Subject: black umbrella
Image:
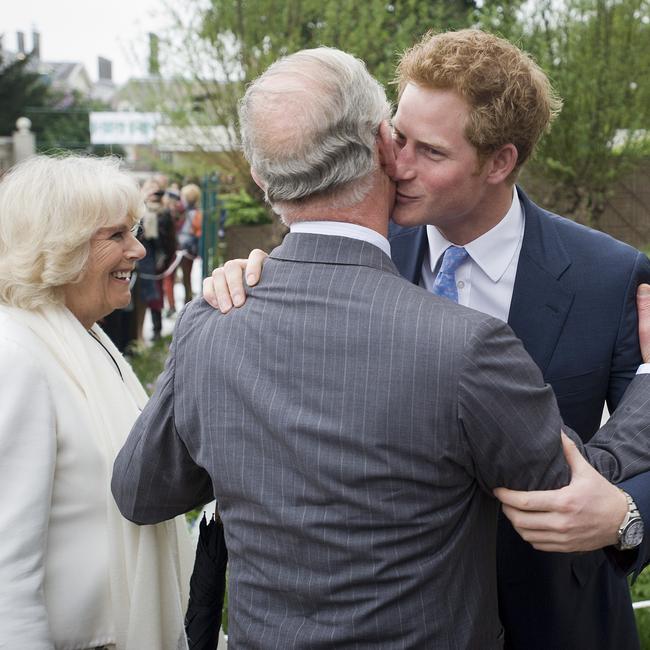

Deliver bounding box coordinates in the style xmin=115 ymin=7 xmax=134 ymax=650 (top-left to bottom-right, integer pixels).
xmin=185 ymin=511 xmax=228 ymax=650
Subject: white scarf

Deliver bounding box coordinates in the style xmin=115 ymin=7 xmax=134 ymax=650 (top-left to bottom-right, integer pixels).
xmin=0 ymin=304 xmax=192 ymax=650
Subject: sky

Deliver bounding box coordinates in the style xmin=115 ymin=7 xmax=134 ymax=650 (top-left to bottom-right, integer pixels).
xmin=2 ymin=0 xmax=169 ymax=83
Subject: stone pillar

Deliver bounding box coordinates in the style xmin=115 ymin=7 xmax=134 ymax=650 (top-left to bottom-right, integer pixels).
xmin=13 ymin=117 xmax=36 ymax=163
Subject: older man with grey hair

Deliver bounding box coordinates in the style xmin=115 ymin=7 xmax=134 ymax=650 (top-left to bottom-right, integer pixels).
xmin=239 ymin=48 xmax=392 ymax=214
xmin=112 ymin=47 xmax=650 ymax=649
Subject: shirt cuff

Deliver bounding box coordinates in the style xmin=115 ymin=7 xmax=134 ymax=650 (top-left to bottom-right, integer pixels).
xmin=636 ymin=363 xmax=650 ymax=374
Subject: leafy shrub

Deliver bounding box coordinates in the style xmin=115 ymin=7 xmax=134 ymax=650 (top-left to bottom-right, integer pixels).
xmin=222 ymin=189 xmax=272 ymax=227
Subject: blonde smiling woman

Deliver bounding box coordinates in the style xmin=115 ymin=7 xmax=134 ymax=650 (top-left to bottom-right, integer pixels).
xmin=0 ymin=155 xmax=192 ymax=650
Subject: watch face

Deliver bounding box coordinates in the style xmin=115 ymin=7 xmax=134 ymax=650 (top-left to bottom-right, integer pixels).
xmin=622 ymin=519 xmax=645 ymax=548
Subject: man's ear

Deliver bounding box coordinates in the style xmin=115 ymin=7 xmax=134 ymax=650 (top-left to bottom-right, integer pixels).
xmin=376 ymin=120 xmax=397 ymax=179
xmin=485 ymin=144 xmax=518 ymax=185
xmin=251 ymin=168 xmax=266 ymax=191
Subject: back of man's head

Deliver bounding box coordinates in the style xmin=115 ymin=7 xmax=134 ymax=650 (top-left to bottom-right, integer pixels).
xmin=397 ymin=29 xmax=562 ymax=180
xmin=239 ymin=47 xmax=390 ymax=214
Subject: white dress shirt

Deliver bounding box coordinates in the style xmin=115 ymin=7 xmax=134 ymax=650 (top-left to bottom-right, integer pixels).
xmin=290 ymin=221 xmax=392 ymax=258
xmin=421 ymin=187 xmax=523 ymax=323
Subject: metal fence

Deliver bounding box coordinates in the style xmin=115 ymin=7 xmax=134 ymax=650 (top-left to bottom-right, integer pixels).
xmin=200 ymin=172 xmax=226 ymax=279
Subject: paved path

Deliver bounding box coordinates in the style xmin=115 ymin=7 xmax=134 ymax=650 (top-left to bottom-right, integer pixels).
xmin=142 ymin=258 xmax=204 ymax=343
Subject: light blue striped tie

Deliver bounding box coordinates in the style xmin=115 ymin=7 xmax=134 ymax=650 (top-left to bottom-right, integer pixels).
xmin=432 ymin=246 xmax=468 ymax=303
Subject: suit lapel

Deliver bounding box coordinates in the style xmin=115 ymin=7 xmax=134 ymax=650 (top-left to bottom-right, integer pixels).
xmin=508 ymin=189 xmax=574 ymax=375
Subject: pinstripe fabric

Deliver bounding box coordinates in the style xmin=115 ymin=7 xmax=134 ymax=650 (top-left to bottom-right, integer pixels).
xmin=113 ymin=233 xmax=650 ymax=649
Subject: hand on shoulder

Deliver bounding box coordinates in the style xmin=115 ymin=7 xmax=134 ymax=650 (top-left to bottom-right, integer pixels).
xmin=202 ymin=249 xmax=268 ymax=312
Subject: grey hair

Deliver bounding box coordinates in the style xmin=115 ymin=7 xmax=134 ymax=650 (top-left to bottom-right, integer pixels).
xmin=239 ymin=47 xmax=391 ymax=209
xmin=0 ymin=154 xmax=144 ymax=309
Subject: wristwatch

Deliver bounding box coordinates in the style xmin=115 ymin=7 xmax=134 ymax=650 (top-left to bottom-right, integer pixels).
xmin=616 ymin=490 xmax=645 ymax=550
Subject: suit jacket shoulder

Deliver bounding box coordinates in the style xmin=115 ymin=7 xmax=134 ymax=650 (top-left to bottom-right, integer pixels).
xmin=511 ymin=188 xmax=650 ymax=406
xmin=518 ymin=189 xmax=645 ymax=272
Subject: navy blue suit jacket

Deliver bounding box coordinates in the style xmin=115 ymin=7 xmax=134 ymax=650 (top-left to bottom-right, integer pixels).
xmin=389 ymin=187 xmax=650 ymax=650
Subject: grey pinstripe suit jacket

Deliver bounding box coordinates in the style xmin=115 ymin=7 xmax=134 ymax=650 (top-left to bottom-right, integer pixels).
xmin=113 ymin=233 xmax=650 ymax=649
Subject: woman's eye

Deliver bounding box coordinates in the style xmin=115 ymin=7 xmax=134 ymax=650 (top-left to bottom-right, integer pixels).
xmin=109 ymin=231 xmax=124 ymax=241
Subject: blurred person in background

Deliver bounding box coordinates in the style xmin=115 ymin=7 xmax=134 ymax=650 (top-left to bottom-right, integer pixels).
xmin=161 ymin=186 xmax=183 ymax=317
xmin=135 ymin=182 xmax=167 ymax=342
xmin=178 ymin=183 xmax=203 ymax=303
xmin=153 ymin=172 xmax=169 ymax=193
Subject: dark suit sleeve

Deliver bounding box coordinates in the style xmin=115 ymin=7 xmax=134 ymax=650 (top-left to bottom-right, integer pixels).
xmin=607 ymin=251 xmax=650 ymax=573
xmin=112 ymin=312 xmax=213 ymax=524
xmin=583 ymin=374 xmax=650 ymax=482
xmin=457 ymin=318 xmax=570 ymax=493
xmin=585 ymin=372 xmax=650 ymax=577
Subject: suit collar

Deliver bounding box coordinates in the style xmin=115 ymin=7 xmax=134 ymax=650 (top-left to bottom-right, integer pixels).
xmin=271 ymin=232 xmax=401 ymax=277
xmin=289 ymin=221 xmax=391 ymax=258
xmin=516 ymin=187 xmax=571 ymax=279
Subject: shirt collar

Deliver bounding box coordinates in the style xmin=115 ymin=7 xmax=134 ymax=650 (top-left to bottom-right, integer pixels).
xmin=426 ymin=187 xmax=523 ymax=282
xmin=290 ymin=221 xmax=392 ymax=258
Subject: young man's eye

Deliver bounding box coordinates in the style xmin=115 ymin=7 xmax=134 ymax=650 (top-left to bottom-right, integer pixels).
xmin=130 ymin=223 xmax=143 ymax=237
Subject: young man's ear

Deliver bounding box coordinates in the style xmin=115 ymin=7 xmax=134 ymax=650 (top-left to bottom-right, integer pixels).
xmin=251 ymin=168 xmax=267 ymax=191
xmin=376 ymin=120 xmax=397 ymax=179
xmin=485 ymin=144 xmax=518 ymax=185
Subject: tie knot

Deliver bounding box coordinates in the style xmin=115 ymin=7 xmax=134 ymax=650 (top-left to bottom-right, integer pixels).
xmin=439 ymin=246 xmax=468 ymax=274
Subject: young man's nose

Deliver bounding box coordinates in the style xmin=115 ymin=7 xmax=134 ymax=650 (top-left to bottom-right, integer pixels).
xmin=393 ymin=146 xmax=417 ymax=181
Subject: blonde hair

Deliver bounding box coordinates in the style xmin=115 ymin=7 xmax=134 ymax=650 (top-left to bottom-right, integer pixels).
xmin=181 ymin=183 xmax=201 ymax=206
xmin=0 ymin=155 xmax=144 ymax=309
xmin=396 ymin=29 xmax=562 ymax=180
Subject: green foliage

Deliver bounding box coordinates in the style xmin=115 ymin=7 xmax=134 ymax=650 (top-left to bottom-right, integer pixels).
xmin=154 ymin=0 xmax=486 ymax=183
xmin=632 ymin=568 xmax=650 ymax=648
xmin=0 ymin=51 xmax=122 ymax=154
xmin=28 ymin=95 xmax=125 ymax=155
xmin=0 ymin=52 xmax=50 ymax=136
xmin=223 ymin=579 xmax=229 ymax=634
xmin=222 ymin=189 xmax=272 ymax=226
xmin=472 ymin=0 xmax=527 ymax=35
xmin=198 ymin=0 xmax=478 ymax=90
xmin=127 ymin=335 xmax=172 ymax=395
xmin=514 ymin=0 xmax=650 ymax=226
